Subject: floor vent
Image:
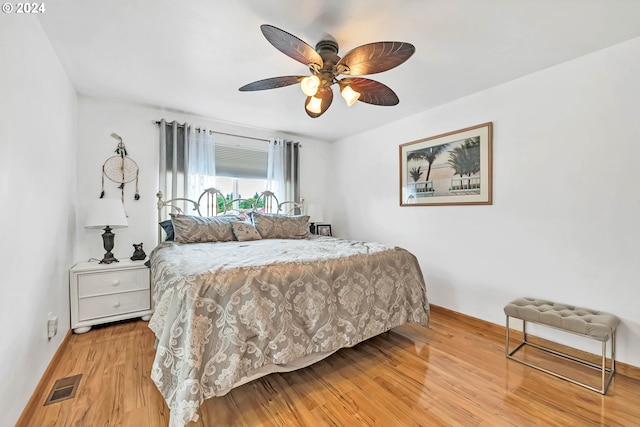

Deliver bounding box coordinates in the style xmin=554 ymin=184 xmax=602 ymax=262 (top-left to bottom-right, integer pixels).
xmin=44 ymin=374 xmax=82 ymax=405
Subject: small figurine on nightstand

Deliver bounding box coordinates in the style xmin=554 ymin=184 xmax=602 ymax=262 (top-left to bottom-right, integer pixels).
xmin=130 ymin=243 xmax=146 ymax=261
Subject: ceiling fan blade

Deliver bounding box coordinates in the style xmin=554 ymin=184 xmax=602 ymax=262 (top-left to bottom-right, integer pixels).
xmin=239 ymin=76 xmax=303 ymax=91
xmin=305 ymin=87 xmax=333 ymax=118
xmin=343 ymin=78 xmax=400 ymax=106
xmin=261 ymin=24 xmax=323 ymax=69
xmin=337 ymin=42 xmax=415 ymax=76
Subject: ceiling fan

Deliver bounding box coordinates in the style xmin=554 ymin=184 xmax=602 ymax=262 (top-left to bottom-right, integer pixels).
xmin=239 ymin=25 xmax=416 ymax=118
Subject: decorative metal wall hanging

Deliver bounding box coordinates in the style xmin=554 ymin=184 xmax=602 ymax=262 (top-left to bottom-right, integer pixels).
xmin=100 ymin=133 xmax=140 ymax=202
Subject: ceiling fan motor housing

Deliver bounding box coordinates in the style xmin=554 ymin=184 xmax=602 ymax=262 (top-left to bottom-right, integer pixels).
xmin=315 ymin=39 xmax=338 ymax=55
xmin=314 ymin=39 xmax=342 ymax=87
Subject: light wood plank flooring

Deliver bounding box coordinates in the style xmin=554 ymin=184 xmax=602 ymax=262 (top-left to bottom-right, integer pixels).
xmin=19 ymin=306 xmax=640 ymax=426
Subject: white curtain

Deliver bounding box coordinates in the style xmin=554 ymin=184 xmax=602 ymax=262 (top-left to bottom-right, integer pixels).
xmin=267 ymin=138 xmax=286 ymax=201
xmin=267 ymin=138 xmax=300 ymax=207
xmin=158 ymin=119 xmax=215 ymax=209
xmin=187 ymin=126 xmax=216 ymax=200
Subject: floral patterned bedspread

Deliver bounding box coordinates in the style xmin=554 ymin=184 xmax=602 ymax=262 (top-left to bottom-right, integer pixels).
xmin=148 ymin=236 xmax=430 ymax=427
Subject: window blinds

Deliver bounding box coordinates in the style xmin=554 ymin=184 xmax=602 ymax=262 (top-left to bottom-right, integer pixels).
xmin=157 ymin=120 xmax=270 ymax=180
xmin=214 ymin=144 xmax=268 ymax=179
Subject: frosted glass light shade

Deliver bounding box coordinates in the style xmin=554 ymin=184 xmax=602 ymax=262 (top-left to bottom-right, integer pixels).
xmin=300 ymin=75 xmax=320 ymax=96
xmin=305 ymin=96 xmax=322 ymax=114
xmin=340 ymin=85 xmax=361 ymax=106
xmin=85 ymin=199 xmax=128 ymax=229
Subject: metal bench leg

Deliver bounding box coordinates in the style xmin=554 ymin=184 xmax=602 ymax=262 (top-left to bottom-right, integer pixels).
xmin=506 ymin=315 xmax=526 ymax=357
xmin=601 ymin=341 xmax=606 ymax=393
xmin=609 ymin=331 xmax=616 ymax=391
xmin=505 ymin=317 xmax=616 ymax=394
xmin=505 ymin=315 xmax=511 ymax=356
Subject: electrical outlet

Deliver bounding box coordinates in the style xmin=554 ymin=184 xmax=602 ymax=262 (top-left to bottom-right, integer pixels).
xmin=47 ymin=313 xmax=58 ymax=339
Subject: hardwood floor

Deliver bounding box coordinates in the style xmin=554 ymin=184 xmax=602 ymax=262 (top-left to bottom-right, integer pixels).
xmin=19 ymin=306 xmax=640 ymax=427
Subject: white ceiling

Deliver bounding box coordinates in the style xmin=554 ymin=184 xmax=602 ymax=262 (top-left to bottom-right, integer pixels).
xmin=38 ymin=0 xmax=640 ymax=142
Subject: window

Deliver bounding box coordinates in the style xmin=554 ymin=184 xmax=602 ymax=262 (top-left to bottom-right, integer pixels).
xmin=193 ymin=137 xmax=269 ymax=213
xmin=212 ymin=142 xmax=267 ymax=201
xmin=159 ymin=121 xmax=292 ymax=214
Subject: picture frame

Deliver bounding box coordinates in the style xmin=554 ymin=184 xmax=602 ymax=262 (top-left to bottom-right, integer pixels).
xmin=316 ymin=224 xmax=332 ymax=236
xmin=399 ymin=122 xmax=493 ymax=206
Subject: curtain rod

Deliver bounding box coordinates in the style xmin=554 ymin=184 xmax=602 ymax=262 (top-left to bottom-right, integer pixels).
xmin=153 ymin=120 xmax=270 ymax=142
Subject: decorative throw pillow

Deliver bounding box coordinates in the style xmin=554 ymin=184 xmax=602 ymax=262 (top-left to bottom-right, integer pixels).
xmin=252 ymin=212 xmax=310 ymax=239
xmin=159 ymin=220 xmax=174 ymax=241
xmin=230 ymin=221 xmax=262 ymax=242
xmin=171 ymin=214 xmax=239 ymax=243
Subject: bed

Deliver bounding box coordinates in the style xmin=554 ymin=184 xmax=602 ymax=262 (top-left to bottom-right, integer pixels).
xmin=148 ymin=189 xmax=430 ymax=427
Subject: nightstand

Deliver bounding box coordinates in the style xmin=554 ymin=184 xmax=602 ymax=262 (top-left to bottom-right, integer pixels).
xmin=69 ymin=259 xmax=153 ymax=334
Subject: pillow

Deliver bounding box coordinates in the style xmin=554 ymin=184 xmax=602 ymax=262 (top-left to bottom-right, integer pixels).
xmin=159 ymin=220 xmax=175 ymax=241
xmin=252 ymin=212 xmax=310 ymax=239
xmin=171 ymin=214 xmax=240 ymax=243
xmin=230 ymin=221 xmax=262 ymax=242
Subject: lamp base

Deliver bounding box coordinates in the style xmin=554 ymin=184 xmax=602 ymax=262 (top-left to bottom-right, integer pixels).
xmin=99 ymin=226 xmax=119 ymax=264
xmin=99 ymin=251 xmax=119 ymax=264
xmin=309 ymin=222 xmax=317 ymax=235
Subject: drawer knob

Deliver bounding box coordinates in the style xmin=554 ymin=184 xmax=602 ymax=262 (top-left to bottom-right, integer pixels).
xmin=113 ymin=302 xmax=121 ymax=308
xmin=111 ymin=280 xmax=120 ymax=286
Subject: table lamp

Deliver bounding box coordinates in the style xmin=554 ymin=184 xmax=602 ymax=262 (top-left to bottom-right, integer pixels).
xmin=85 ymin=198 xmax=128 ymax=264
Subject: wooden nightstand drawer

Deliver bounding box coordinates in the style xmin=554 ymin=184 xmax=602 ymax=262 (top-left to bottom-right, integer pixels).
xmin=77 ymin=269 xmax=149 ymax=297
xmin=78 ymin=290 xmax=150 ymax=321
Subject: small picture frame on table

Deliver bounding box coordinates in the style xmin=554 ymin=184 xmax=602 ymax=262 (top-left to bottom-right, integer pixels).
xmin=316 ymin=224 xmax=332 ymax=236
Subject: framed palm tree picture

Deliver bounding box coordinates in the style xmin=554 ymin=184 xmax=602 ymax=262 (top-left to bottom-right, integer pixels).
xmin=399 ymin=122 xmax=492 ymax=206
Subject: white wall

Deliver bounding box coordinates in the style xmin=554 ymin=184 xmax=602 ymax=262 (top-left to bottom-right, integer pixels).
xmin=330 ymin=37 xmax=640 ymax=367
xmin=0 ymin=17 xmax=78 ymax=426
xmin=76 ymin=96 xmax=332 ymax=262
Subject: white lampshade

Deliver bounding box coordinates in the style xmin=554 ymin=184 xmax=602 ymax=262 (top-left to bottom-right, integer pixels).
xmin=305 ymin=204 xmax=324 ymax=223
xmin=340 ymin=84 xmax=361 ymax=107
xmin=85 ymin=198 xmax=128 ymax=229
xmin=305 ymin=96 xmax=322 ymax=114
xmin=300 ymin=75 xmax=320 ymax=96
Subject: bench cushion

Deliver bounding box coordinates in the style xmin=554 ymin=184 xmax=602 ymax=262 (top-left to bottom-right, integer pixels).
xmin=504 ymin=297 xmax=619 ymax=342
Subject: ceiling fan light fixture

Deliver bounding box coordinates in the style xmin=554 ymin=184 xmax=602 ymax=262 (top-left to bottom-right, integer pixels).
xmin=240 ymin=25 xmax=416 ymax=118
xmin=306 ymin=96 xmax=323 ymax=114
xmin=340 ymin=84 xmax=360 ymax=107
xmin=300 ymin=75 xmax=320 ymax=96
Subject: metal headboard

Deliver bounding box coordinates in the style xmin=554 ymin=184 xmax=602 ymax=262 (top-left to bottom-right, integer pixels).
xmin=156 ymin=188 xmax=305 ymax=243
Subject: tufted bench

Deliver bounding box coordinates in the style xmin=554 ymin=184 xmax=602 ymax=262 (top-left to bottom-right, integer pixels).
xmin=504 ymin=297 xmax=619 ymax=394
